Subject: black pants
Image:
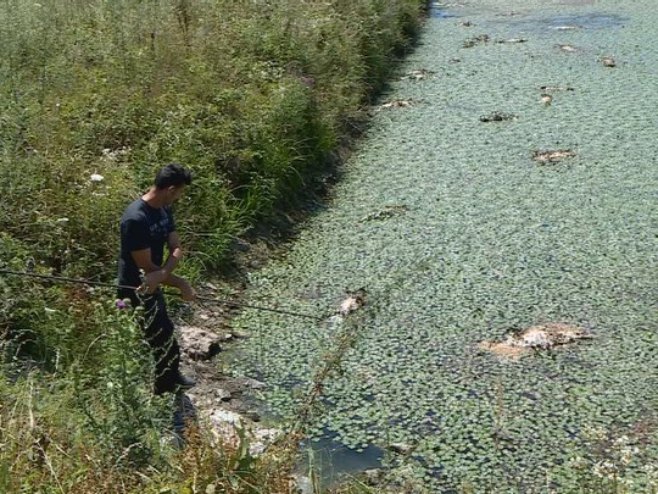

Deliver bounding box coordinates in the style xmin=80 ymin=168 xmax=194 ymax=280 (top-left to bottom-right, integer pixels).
xmin=119 ymin=289 xmax=181 ymax=395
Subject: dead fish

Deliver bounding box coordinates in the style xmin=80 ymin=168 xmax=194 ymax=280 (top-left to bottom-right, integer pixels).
xmin=402 ymin=69 xmax=435 ymax=81
xmin=601 ymin=56 xmax=616 ymax=67
xmin=338 ymin=288 xmax=367 ymax=317
xmin=463 ymin=34 xmax=490 ymax=48
xmin=361 ymin=205 xmax=409 ymax=222
xmin=504 ymin=323 xmax=594 ymax=349
xmin=541 ymin=93 xmax=553 ymax=106
xmin=540 ymin=85 xmax=575 ymax=92
xmin=479 ymin=111 xmax=516 ymax=123
xmin=478 ymin=323 xmax=594 ymax=359
xmin=558 ymin=44 xmax=578 ymax=52
xmin=378 ymin=99 xmax=415 ymax=110
xmin=388 ymin=442 xmax=413 ymax=455
xmin=552 ymin=25 xmax=580 ymax=31
xmin=496 ymin=38 xmax=527 ymax=44
xmin=533 ymin=149 xmax=576 ymax=163
xmin=497 ymin=11 xmax=520 ymax=17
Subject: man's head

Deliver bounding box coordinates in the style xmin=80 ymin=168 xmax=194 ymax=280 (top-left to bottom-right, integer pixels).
xmin=154 ymin=163 xmax=192 ymax=205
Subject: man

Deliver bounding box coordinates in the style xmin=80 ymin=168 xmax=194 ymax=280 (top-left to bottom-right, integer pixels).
xmin=117 ymin=163 xmax=196 ymax=395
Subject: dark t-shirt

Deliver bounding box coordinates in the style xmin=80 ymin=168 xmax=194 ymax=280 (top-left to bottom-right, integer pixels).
xmin=117 ymin=198 xmax=176 ymax=289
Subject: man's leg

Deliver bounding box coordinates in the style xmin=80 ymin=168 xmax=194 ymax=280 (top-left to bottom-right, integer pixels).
xmin=142 ymin=292 xmax=182 ymax=395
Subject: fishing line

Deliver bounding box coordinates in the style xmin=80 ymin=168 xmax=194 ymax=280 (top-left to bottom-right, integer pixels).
xmin=0 ymin=268 xmax=323 ymax=321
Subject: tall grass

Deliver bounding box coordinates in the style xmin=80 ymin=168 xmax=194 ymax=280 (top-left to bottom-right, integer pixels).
xmin=0 ymin=0 xmax=426 ymax=382
xmin=0 ymin=1 xmax=425 ymax=492
xmin=0 ymin=0 xmax=424 ymax=276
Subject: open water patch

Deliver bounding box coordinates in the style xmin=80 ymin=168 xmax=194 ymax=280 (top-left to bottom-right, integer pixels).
xmin=430 ymin=2 xmax=460 ymax=19
xmin=508 ymin=12 xmax=627 ymax=32
xmin=300 ymin=430 xmax=384 ymax=489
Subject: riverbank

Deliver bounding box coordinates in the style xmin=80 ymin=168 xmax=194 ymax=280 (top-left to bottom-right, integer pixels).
xmin=0 ymin=1 xmax=428 ymax=492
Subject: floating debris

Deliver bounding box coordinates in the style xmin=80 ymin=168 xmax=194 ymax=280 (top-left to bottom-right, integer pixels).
xmin=90 ymin=173 xmax=104 ymax=182
xmin=540 ymin=85 xmax=575 ymax=92
xmin=539 ymin=85 xmax=575 ymax=106
xmin=388 ymin=442 xmax=414 ymax=455
xmin=460 ymin=20 xmax=474 ymax=27
xmin=533 ymin=149 xmax=576 ymax=163
xmin=558 ymin=44 xmax=578 ymax=52
xmin=479 ymin=111 xmax=516 ymax=123
xmin=338 ymin=288 xmax=367 ymax=317
xmin=496 ymin=38 xmax=528 ymax=44
xmin=378 ymin=99 xmax=416 ymax=110
xmin=361 ymin=204 xmax=409 ymax=222
xmin=479 ymin=323 xmax=594 ymax=359
xmin=509 ymin=323 xmax=593 ymax=348
xmin=601 ymin=56 xmax=616 ymax=67
xmin=463 ymin=34 xmax=490 ymax=48
xmin=478 ymin=340 xmax=527 ymax=359
xmin=449 ymin=58 xmax=462 ymax=63
xmin=402 ymin=69 xmax=436 ymax=81
xmin=552 ymin=25 xmax=581 ymax=30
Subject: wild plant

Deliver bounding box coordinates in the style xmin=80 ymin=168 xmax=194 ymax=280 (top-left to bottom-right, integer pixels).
xmin=0 ymin=0 xmax=427 ymax=492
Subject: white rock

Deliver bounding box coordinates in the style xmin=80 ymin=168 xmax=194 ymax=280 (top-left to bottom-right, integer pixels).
xmin=209 ymin=409 xmax=243 ymax=428
xmin=214 ymin=388 xmax=232 ymax=402
xmin=291 ymin=474 xmax=314 ymax=494
xmin=178 ymin=325 xmax=222 ymax=360
xmin=249 ymin=427 xmax=283 ymax=456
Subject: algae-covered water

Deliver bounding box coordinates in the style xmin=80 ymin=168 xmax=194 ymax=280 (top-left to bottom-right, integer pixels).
xmin=232 ymin=0 xmax=658 ymax=490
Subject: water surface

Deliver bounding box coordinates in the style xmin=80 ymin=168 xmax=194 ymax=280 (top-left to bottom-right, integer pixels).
xmin=232 ymin=0 xmax=658 ymax=490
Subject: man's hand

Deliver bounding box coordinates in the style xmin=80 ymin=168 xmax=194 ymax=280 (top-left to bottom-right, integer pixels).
xmin=164 ymin=273 xmax=196 ymax=301
xmin=140 ymin=269 xmax=167 ymax=294
xmin=178 ymin=278 xmax=196 ymax=302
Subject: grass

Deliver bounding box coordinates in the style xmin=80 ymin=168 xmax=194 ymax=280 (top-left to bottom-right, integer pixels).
xmin=0 ymin=0 xmax=424 ymax=275
xmin=0 ymin=0 xmax=427 ymax=492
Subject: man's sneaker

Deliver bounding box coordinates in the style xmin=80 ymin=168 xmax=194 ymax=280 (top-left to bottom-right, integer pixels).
xmin=175 ymin=373 xmax=196 ymax=389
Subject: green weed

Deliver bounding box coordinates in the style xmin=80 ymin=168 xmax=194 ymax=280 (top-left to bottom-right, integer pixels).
xmin=0 ymin=0 xmax=426 ymax=492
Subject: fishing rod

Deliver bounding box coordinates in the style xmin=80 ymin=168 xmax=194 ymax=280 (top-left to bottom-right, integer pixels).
xmin=0 ymin=268 xmax=323 ymax=321
xmin=0 ymin=268 xmax=135 ymax=291
xmin=194 ymin=295 xmax=324 ymax=321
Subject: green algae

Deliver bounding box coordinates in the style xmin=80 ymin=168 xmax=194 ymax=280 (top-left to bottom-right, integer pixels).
xmin=231 ymin=0 xmax=658 ymax=490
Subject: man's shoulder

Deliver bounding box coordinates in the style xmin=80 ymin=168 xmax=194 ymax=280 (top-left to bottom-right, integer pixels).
xmin=120 ymin=199 xmax=147 ymax=224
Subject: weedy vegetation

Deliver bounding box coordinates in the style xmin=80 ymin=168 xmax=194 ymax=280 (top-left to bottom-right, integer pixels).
xmin=0 ymin=0 xmax=426 ymax=492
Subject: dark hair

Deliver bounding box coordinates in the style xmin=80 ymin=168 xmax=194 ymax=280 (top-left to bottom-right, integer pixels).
xmin=154 ymin=163 xmax=192 ymax=189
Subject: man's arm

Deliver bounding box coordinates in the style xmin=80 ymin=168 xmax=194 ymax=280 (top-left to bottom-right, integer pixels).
xmin=164 ymin=231 xmax=184 ymax=272
xmin=163 ymin=231 xmax=195 ymax=300
xmin=130 ymin=235 xmax=194 ymax=300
